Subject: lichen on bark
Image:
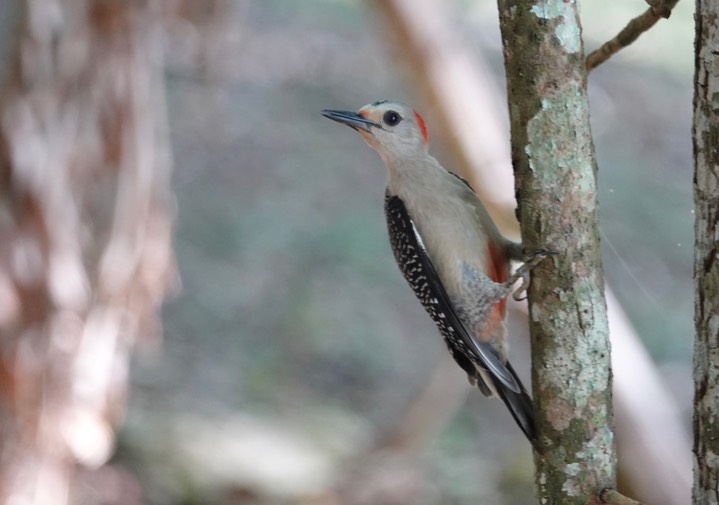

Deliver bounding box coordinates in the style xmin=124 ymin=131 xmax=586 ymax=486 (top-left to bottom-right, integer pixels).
xmin=497 ymin=0 xmax=616 ymax=503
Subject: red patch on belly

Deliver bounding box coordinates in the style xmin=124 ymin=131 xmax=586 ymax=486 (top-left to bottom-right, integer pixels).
xmin=487 ymin=242 xmax=509 ymax=317
xmin=479 ymin=302 xmax=506 ymax=342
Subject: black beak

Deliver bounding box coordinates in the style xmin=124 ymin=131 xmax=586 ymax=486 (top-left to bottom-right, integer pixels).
xmin=322 ymin=109 xmax=379 ymax=133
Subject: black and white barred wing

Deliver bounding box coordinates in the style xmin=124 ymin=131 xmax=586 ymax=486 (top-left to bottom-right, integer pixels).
xmin=383 ymin=192 xmax=520 ymax=394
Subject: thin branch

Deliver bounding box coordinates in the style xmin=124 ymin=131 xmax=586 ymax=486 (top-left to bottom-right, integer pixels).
xmin=586 ymin=8 xmax=660 ymax=72
xmin=644 ymin=0 xmax=680 ymax=18
xmin=599 ymin=488 xmax=645 ymax=505
xmin=586 ymin=0 xmax=679 ymax=73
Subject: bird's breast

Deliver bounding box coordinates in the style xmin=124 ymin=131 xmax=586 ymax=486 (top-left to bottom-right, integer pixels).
xmin=405 ymin=196 xmax=493 ymax=295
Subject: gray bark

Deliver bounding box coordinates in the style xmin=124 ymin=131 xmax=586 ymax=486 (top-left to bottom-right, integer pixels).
xmin=693 ymin=1 xmax=719 ymax=503
xmin=496 ymin=1 xmax=616 ymax=503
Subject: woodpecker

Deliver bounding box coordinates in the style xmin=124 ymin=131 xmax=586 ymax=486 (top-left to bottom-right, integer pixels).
xmin=322 ymin=100 xmax=550 ymax=445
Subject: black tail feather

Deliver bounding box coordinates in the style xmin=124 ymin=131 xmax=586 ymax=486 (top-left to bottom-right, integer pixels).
xmin=492 ymin=362 xmax=537 ymax=449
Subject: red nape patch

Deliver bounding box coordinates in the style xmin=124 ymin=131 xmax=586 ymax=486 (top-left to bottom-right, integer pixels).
xmin=413 ymin=110 xmax=429 ymax=144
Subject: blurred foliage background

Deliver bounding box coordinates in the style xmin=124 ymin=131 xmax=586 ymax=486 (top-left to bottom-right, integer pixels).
xmin=0 ymin=1 xmax=693 ymax=504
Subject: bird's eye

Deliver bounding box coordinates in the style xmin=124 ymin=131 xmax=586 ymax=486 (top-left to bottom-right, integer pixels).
xmin=383 ymin=110 xmax=402 ymax=126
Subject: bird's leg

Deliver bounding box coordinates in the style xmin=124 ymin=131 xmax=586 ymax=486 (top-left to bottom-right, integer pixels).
xmin=508 ymin=249 xmax=557 ymax=301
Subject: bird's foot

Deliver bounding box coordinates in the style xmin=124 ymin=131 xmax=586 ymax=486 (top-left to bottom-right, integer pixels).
xmin=509 ymin=249 xmax=558 ymax=301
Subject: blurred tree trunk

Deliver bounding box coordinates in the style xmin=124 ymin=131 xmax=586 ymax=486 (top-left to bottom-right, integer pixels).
xmin=496 ymin=1 xmax=616 ymax=503
xmin=0 ymin=1 xmax=174 ymax=503
xmin=693 ymin=1 xmax=719 ymax=504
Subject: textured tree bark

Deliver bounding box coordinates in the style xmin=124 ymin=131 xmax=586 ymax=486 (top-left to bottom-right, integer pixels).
xmin=496 ymin=1 xmax=616 ymax=503
xmin=0 ymin=1 xmax=174 ymax=503
xmin=692 ymin=1 xmax=719 ymax=503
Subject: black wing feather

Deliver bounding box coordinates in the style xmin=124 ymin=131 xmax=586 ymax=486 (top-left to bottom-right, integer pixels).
xmin=384 ymin=192 xmax=516 ymax=391
xmin=384 ymin=191 xmax=536 ymax=444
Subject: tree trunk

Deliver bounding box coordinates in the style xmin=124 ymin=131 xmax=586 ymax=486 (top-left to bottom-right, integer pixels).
xmin=496 ymin=1 xmax=616 ymax=502
xmin=692 ymin=1 xmax=719 ymax=503
xmin=0 ymin=1 xmax=174 ymax=503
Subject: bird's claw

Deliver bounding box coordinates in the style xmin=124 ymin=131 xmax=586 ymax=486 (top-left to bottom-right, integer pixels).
xmin=509 ymin=249 xmax=558 ymax=301
xmin=512 ymin=276 xmax=531 ymax=302
xmin=524 ymin=248 xmax=559 ymax=263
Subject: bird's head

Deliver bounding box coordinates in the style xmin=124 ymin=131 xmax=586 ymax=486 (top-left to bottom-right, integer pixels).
xmin=322 ymin=100 xmax=429 ymax=162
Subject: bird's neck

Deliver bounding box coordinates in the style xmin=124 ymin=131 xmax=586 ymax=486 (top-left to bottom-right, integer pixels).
xmin=384 ymin=153 xmax=446 ymax=199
